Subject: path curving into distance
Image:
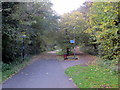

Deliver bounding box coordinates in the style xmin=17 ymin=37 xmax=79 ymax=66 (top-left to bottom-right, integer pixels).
xmin=3 ymin=50 xmax=96 ymax=88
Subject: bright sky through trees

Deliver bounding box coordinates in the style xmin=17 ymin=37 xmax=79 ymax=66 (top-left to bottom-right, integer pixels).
xmin=51 ymin=0 xmax=87 ymax=15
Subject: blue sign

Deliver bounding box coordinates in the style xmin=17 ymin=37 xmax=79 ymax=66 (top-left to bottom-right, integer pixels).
xmin=70 ymin=40 xmax=75 ymax=43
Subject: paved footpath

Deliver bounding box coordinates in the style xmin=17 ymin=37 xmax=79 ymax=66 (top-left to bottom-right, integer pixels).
xmin=2 ymin=51 xmax=95 ymax=88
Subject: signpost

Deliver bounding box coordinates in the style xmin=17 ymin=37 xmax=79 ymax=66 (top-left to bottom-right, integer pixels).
xmin=70 ymin=40 xmax=75 ymax=43
xmin=21 ymin=34 xmax=26 ymax=61
xmin=70 ymin=39 xmax=76 ymax=59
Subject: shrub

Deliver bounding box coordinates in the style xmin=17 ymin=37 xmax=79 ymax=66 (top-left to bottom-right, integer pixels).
xmin=56 ymin=50 xmax=73 ymax=55
xmin=96 ymin=58 xmax=119 ymax=74
xmin=79 ymin=45 xmax=98 ymax=55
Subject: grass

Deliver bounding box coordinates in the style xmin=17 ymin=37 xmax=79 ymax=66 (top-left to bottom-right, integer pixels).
xmin=2 ymin=56 xmax=33 ymax=83
xmin=56 ymin=50 xmax=73 ymax=55
xmin=65 ymin=65 xmax=119 ymax=88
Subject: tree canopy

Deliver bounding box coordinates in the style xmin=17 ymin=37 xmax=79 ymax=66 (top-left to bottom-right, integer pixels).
xmin=56 ymin=1 xmax=119 ymax=61
xmin=2 ymin=1 xmax=119 ymax=64
xmin=2 ymin=1 xmax=59 ymax=63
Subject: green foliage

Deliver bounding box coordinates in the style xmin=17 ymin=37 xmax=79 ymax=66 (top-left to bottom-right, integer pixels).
xmin=84 ymin=2 xmax=119 ymax=60
xmin=65 ymin=65 xmax=118 ymax=88
xmin=56 ymin=11 xmax=90 ymax=51
xmin=2 ymin=1 xmax=58 ymax=63
xmin=2 ymin=1 xmax=59 ymax=82
xmin=79 ymin=45 xmax=98 ymax=55
xmin=96 ymin=58 xmax=119 ymax=74
xmin=2 ymin=56 xmax=31 ymax=82
xmin=0 ymin=61 xmax=2 ymax=83
xmin=57 ymin=2 xmax=119 ymax=61
xmin=56 ymin=50 xmax=65 ymax=55
xmin=56 ymin=50 xmax=73 ymax=55
xmin=63 ymin=3 xmax=119 ymax=88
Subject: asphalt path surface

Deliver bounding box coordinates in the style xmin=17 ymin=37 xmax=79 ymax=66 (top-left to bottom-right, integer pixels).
xmin=2 ymin=51 xmax=96 ymax=88
xmin=3 ymin=53 xmax=77 ymax=88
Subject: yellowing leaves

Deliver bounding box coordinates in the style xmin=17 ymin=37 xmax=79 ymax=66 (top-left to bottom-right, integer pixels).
xmin=84 ymin=29 xmax=92 ymax=33
xmin=104 ymin=9 xmax=108 ymax=12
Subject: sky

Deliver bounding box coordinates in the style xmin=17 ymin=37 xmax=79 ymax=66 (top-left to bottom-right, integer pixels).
xmin=51 ymin=0 xmax=87 ymax=15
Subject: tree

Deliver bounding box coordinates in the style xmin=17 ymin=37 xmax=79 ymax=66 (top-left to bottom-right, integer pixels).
xmin=84 ymin=2 xmax=119 ymax=60
xmin=56 ymin=11 xmax=90 ymax=54
xmin=2 ymin=1 xmax=59 ymax=63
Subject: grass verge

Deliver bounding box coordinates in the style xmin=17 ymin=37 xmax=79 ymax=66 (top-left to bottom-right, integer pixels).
xmin=2 ymin=56 xmax=33 ymax=83
xmin=65 ymin=65 xmax=119 ymax=88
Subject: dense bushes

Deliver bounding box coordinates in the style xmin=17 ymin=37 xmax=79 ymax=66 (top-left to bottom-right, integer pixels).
xmin=84 ymin=2 xmax=119 ymax=60
xmin=78 ymin=2 xmax=119 ymax=74
xmin=76 ymin=2 xmax=119 ymax=61
xmin=79 ymin=45 xmax=98 ymax=55
xmin=96 ymin=58 xmax=119 ymax=74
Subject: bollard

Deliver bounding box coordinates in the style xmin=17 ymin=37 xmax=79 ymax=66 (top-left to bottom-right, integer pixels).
xmin=64 ymin=54 xmax=67 ymax=60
